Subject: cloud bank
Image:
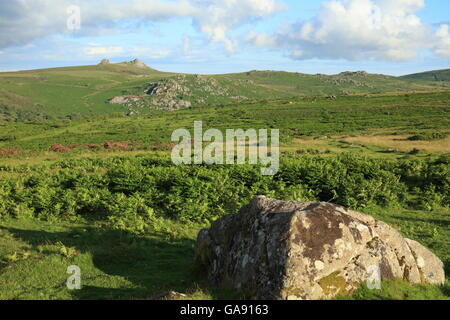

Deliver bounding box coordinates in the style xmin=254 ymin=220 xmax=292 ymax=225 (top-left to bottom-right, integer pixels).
xmin=248 ymin=0 xmax=450 ymax=61
xmin=0 ymin=0 xmax=448 ymax=62
xmin=0 ymin=0 xmax=281 ymax=53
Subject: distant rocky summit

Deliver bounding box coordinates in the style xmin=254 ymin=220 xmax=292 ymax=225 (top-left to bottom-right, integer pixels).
xmin=98 ymin=58 xmax=150 ymax=68
xmin=98 ymin=59 xmax=110 ymax=65
xmin=117 ymin=58 xmax=149 ymax=69
xmin=339 ymin=71 xmax=369 ymax=77
xmin=195 ymin=196 xmax=445 ymax=300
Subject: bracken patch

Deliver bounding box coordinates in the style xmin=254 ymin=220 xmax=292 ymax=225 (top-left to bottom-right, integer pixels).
xmin=104 ymin=141 xmax=132 ymax=151
xmin=0 ymin=148 xmax=20 ymax=156
xmin=49 ymin=144 xmax=74 ymax=153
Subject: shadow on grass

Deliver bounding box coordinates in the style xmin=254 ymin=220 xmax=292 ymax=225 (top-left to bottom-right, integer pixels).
xmin=390 ymin=215 xmax=450 ymax=227
xmin=0 ymin=225 xmax=242 ymax=300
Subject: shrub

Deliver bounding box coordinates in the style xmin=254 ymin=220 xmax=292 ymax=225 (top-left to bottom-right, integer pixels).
xmin=408 ymin=132 xmax=448 ymax=141
xmin=106 ymin=194 xmax=155 ymax=234
xmin=0 ymin=154 xmax=447 ymax=227
xmin=0 ymin=134 xmax=16 ymax=142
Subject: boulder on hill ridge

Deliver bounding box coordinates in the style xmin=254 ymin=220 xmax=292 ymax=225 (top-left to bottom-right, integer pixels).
xmin=195 ymin=196 xmax=445 ymax=300
xmin=98 ymin=59 xmax=110 ymax=65
xmin=126 ymin=58 xmax=148 ymax=68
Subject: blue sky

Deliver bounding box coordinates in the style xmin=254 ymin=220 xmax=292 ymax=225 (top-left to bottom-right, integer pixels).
xmin=0 ymin=0 xmax=449 ymax=75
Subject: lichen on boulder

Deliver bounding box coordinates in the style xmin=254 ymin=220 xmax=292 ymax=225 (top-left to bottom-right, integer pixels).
xmin=194 ymin=196 xmax=445 ymax=300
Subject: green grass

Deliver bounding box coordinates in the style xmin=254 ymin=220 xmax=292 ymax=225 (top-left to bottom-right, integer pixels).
xmin=402 ymin=69 xmax=450 ymax=83
xmin=1 ymin=63 xmax=450 ymax=121
xmin=0 ymin=217 xmax=221 ymax=300
xmin=0 ymin=64 xmax=173 ymax=121
xmin=224 ymin=70 xmax=450 ymax=96
xmin=0 ymin=64 xmax=449 ymax=300
xmin=408 ymin=132 xmax=448 ymax=141
xmin=0 ymin=91 xmax=449 ymax=153
xmin=1 ymin=205 xmax=448 ymax=300
xmin=0 ymin=151 xmax=447 ymax=300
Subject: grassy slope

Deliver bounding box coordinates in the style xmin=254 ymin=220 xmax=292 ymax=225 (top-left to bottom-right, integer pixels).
xmin=0 ymin=64 xmax=174 ymax=120
xmin=1 ymin=64 xmax=450 ymax=121
xmin=222 ymin=70 xmax=450 ymax=96
xmin=402 ymin=69 xmax=450 ymax=82
xmin=0 ymin=91 xmax=448 ymax=155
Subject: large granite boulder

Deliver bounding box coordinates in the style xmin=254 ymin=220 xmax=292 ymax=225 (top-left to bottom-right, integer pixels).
xmin=195 ymin=196 xmax=445 ymax=300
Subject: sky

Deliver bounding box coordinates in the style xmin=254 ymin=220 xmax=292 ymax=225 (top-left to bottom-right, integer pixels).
xmin=0 ymin=0 xmax=449 ymax=75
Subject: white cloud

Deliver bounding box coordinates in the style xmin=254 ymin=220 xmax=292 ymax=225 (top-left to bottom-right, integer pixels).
xmin=2 ymin=0 xmax=448 ymax=62
xmin=178 ymin=34 xmax=210 ymax=62
xmin=191 ymin=0 xmax=283 ymax=53
xmin=182 ymin=35 xmax=191 ymax=54
xmin=249 ymin=0 xmax=449 ymax=61
xmin=82 ymin=43 xmax=173 ymax=59
xmin=434 ymin=24 xmax=450 ymax=59
xmin=246 ymin=31 xmax=276 ymax=47
xmin=130 ymin=46 xmax=173 ymax=59
xmin=0 ymin=0 xmax=282 ymax=53
xmin=84 ymin=46 xmax=124 ymax=56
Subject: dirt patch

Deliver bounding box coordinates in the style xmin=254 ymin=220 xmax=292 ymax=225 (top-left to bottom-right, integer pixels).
xmin=0 ymin=148 xmax=20 ymax=157
xmin=104 ymin=141 xmax=132 ymax=151
xmin=340 ymin=134 xmax=450 ymax=153
xmin=0 ymin=89 xmax=33 ymax=108
xmin=85 ymin=144 xmax=101 ymax=150
xmin=49 ymin=144 xmax=75 ymax=153
xmin=152 ymin=142 xmax=178 ymax=151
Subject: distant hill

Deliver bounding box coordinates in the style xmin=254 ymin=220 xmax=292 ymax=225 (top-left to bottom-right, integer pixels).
xmin=0 ymin=59 xmax=170 ymax=121
xmin=0 ymin=60 xmax=449 ymax=121
xmin=402 ymin=69 xmax=450 ymax=82
xmin=223 ymin=70 xmax=450 ymax=96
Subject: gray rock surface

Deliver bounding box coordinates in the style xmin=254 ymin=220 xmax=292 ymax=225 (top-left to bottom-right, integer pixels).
xmin=130 ymin=58 xmax=147 ymax=68
xmin=107 ymin=74 xmax=248 ymax=110
xmin=195 ymin=196 xmax=445 ymax=300
xmin=108 ymin=96 xmax=140 ymax=104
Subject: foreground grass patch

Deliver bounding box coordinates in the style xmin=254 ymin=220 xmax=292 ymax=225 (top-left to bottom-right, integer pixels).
xmin=0 ymin=218 xmax=244 ymax=300
xmin=0 ymin=206 xmax=448 ymax=300
xmin=338 ymin=279 xmax=449 ymax=300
